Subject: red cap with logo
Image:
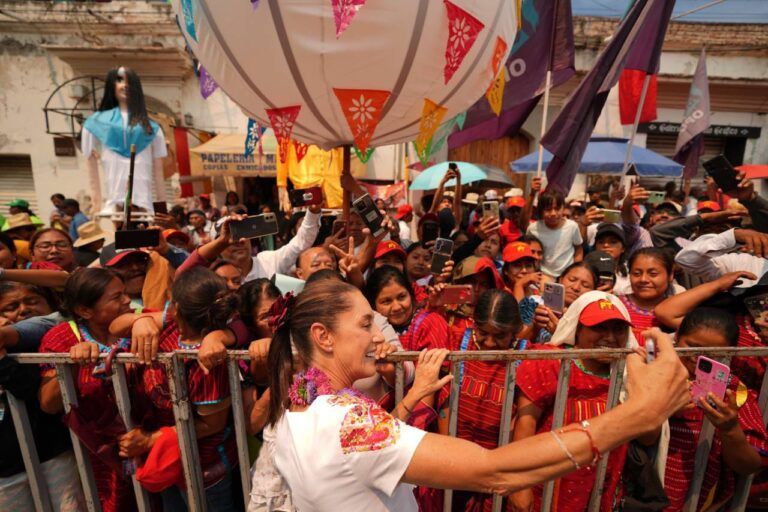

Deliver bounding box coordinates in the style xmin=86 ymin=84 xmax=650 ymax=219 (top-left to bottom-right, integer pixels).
xmin=375 ymin=240 xmax=406 ymax=261
xmin=502 ymin=242 xmax=534 ymax=263
xmin=579 ymin=299 xmax=630 ymax=327
xmin=395 ymin=204 xmax=413 ymax=220
xmin=697 ymin=200 xmax=721 ymax=213
xmin=506 ymin=196 xmax=526 ymax=209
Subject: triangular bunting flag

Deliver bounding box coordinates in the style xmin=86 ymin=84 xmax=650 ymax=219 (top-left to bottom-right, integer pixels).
xmin=490 ymin=36 xmax=508 ymax=76
xmin=333 ymin=89 xmax=390 ymax=153
xmin=443 ymin=0 xmax=485 ymax=84
xmin=266 ymin=105 xmax=301 ymax=164
xmin=486 ymin=68 xmax=506 ymax=116
xmin=244 ymin=119 xmax=266 ymax=157
xmin=332 ymin=0 xmax=367 ymax=38
xmin=454 ymin=111 xmax=467 ymax=130
xmin=293 ymin=140 xmax=309 ymax=163
xmin=415 ymin=98 xmax=448 ymax=159
xmin=353 ymin=145 xmax=375 ymax=163
xmin=199 ymin=66 xmax=219 ymax=99
xmin=181 ymin=0 xmax=197 ymax=42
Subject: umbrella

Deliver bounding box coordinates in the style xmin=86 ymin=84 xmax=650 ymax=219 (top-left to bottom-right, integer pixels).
xmin=410 ymin=161 xmax=487 ymax=191
xmin=510 ymin=137 xmax=683 ymax=177
xmin=476 ymin=165 xmax=515 ymax=187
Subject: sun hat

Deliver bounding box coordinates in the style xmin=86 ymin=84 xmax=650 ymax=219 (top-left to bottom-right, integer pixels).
xmin=1 ymin=213 xmax=42 ymax=232
xmin=462 ymin=192 xmax=479 ymax=205
xmin=72 ymin=221 xmax=107 ymax=248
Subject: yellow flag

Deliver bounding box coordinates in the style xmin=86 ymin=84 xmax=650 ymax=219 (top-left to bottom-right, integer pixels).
xmin=486 ymin=68 xmax=506 ymax=116
xmin=415 ymin=98 xmax=448 ymax=156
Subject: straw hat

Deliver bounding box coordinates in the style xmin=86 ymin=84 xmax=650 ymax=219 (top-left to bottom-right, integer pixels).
xmin=1 ymin=213 xmax=41 ymax=233
xmin=72 ymin=220 xmax=107 ymax=248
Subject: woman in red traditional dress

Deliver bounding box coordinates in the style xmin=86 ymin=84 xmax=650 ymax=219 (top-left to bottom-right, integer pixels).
xmin=510 ymin=292 xmax=641 ymax=512
xmin=662 ymin=308 xmax=767 ymax=511
xmin=453 ymin=289 xmax=527 ymax=512
xmin=618 ymin=248 xmax=674 ymax=345
xmin=38 ymin=268 xmax=137 ymax=512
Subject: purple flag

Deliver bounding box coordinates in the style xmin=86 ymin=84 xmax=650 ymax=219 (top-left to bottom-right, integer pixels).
xmin=542 ymin=0 xmax=675 ymax=194
xmin=674 ymin=48 xmax=710 ymax=179
xmin=199 ymin=66 xmax=219 ymax=99
xmin=625 ymin=0 xmax=676 ymax=73
xmin=448 ymin=0 xmax=574 ymax=149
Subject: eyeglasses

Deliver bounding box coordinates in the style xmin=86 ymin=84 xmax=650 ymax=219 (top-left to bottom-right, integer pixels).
xmin=34 ymin=241 xmax=72 ymax=251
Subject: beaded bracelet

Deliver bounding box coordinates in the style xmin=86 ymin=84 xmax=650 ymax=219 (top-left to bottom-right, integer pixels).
xmin=550 ymin=430 xmax=581 ymax=470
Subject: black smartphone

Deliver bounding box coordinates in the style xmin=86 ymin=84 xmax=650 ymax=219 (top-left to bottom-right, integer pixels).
xmin=421 ymin=221 xmax=439 ymax=244
xmin=115 ymin=229 xmax=161 ymax=250
xmin=290 ymin=186 xmax=323 ymax=207
xmin=331 ymin=219 xmax=347 ymax=238
xmin=352 ymin=194 xmax=386 ymax=238
xmin=229 ymin=213 xmax=279 ymax=240
xmin=152 ymin=201 xmax=168 ymax=215
xmin=703 ymin=155 xmax=740 ymax=192
xmin=431 ymin=237 xmax=453 ymax=274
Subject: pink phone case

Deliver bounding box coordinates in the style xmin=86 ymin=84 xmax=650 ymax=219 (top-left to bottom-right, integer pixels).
xmin=691 ymin=356 xmax=730 ymax=404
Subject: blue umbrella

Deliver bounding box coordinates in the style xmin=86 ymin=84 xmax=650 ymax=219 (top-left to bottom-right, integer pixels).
xmin=510 ymin=137 xmax=683 ymax=177
xmin=410 ymin=161 xmax=487 ymax=191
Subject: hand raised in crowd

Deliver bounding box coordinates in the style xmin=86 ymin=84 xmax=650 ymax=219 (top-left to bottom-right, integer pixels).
xmin=476 ymin=215 xmax=500 ymax=240
xmin=625 ymin=181 xmax=650 ymax=205
xmin=439 ymin=169 xmax=458 ymax=186
xmin=426 ymin=282 xmax=448 ymax=311
xmin=410 ymin=349 xmax=453 ymax=402
xmin=533 ymin=304 xmax=559 ymax=334
xmin=734 ymin=228 xmax=768 ymax=258
xmin=153 ymin=212 xmax=179 ymax=230
xmin=432 ymin=259 xmax=454 ymax=285
xmin=70 ymin=341 xmax=100 ymax=365
xmin=373 ymin=341 xmax=398 ymax=386
xmin=131 ymin=315 xmax=160 ymax=364
xmin=698 ymin=389 xmax=740 ymax=433
xmin=216 ymin=214 xmax=249 ymax=247
xmin=529 ymin=176 xmax=543 ymax=196
xmin=516 ymin=271 xmax=543 ymax=292
xmin=323 ymin=223 xmax=348 ymax=252
xmin=330 ymin=237 xmax=363 ymax=277
xmin=581 ymin=206 xmax=605 ymax=227
xmin=118 ymin=427 xmax=159 ymax=458
xmin=700 ymin=209 xmax=747 ymax=225
xmin=714 ymin=271 xmax=757 ymax=292
xmin=725 ymin=171 xmax=756 ymax=203
xmin=610 ymin=185 xmax=626 ymax=208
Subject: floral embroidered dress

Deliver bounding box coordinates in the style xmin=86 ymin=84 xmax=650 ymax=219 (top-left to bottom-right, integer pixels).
xmin=39 ymin=320 xmax=138 ymax=512
xmin=273 ymin=391 xmax=426 ymax=512
xmin=663 ymin=377 xmax=768 ymax=511
xmin=516 ymin=345 xmax=628 ymax=512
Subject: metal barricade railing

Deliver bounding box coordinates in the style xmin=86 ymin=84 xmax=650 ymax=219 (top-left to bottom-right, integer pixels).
xmin=4 ymin=347 xmax=768 ymax=512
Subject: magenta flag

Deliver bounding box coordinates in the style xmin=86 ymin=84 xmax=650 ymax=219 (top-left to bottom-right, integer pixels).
xmin=199 ymin=66 xmax=219 ymax=99
xmin=674 ymin=48 xmax=710 ymax=179
xmin=448 ymin=0 xmax=574 ymax=149
xmin=542 ymin=0 xmax=676 ymax=194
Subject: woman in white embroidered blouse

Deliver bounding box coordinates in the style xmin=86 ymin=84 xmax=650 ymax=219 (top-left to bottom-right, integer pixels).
xmin=267 ymin=279 xmax=692 ymax=512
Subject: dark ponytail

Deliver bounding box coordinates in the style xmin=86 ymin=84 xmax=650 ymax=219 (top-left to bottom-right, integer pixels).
xmin=171 ymin=267 xmax=238 ymax=336
xmin=473 ymin=289 xmax=521 ymax=334
xmin=267 ymin=279 xmax=358 ymax=425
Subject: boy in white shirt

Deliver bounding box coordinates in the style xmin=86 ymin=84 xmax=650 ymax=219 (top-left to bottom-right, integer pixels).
xmin=526 ymin=189 xmax=583 ymax=278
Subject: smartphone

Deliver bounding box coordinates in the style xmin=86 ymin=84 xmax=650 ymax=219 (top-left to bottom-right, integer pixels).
xmin=290 ymin=186 xmax=323 ymax=207
xmin=543 ymin=282 xmax=565 ymax=313
xmin=229 ymin=213 xmax=278 ymax=240
xmin=744 ymin=294 xmax=768 ymax=325
xmin=352 ymin=194 xmax=386 ymax=238
xmin=598 ymin=274 xmax=615 ymax=290
xmin=115 ymin=229 xmax=161 ymax=250
xmin=703 ymin=155 xmax=740 ymax=192
xmin=435 ymin=285 xmax=475 ymax=306
xmin=430 ymin=238 xmax=454 ymax=275
xmin=692 ymin=356 xmax=730 ymax=406
xmin=152 ymin=201 xmax=168 ymax=214
xmin=331 ymin=219 xmax=347 ymax=238
xmin=646 ymin=191 xmax=665 ymax=205
xmin=482 ymin=201 xmax=500 ymax=220
xmin=421 ymin=221 xmax=439 ymax=244
xmin=645 ymin=339 xmax=656 ymax=362
xmin=601 ymin=209 xmax=622 ymax=223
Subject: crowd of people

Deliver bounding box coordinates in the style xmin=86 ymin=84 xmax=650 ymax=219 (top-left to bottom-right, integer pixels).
xmin=0 ymin=166 xmax=767 ymax=512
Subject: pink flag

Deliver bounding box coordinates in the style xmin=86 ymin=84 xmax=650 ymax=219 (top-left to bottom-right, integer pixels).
xmin=266 ymin=105 xmax=301 ymax=164
xmin=199 ymin=66 xmax=219 ymax=99
xmin=332 ymin=0 xmax=366 ymax=38
xmin=443 ymin=0 xmax=484 ymax=84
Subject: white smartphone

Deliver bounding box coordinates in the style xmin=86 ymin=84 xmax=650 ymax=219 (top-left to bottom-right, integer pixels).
xmin=543 ymin=282 xmax=565 ymax=313
xmin=601 ymin=209 xmax=622 ymax=223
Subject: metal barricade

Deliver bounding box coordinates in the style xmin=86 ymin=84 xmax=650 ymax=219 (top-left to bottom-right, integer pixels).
xmin=3 ymin=346 xmax=767 ymax=512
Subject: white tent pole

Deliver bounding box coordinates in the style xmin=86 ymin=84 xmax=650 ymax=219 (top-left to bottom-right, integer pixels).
xmin=536 ymin=70 xmax=553 ymax=178
xmin=621 ymin=73 xmax=652 ymax=174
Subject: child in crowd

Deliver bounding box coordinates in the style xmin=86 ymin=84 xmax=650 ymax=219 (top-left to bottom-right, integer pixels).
xmin=526 ymin=189 xmax=583 ymax=278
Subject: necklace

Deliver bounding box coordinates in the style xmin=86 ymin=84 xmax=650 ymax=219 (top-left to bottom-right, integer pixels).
xmin=573 ymin=359 xmax=611 ymax=379
xmin=288 ymin=367 xmax=368 ymax=406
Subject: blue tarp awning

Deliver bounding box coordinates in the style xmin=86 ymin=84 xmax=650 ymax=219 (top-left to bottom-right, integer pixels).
xmin=510 ymin=137 xmax=683 ymax=178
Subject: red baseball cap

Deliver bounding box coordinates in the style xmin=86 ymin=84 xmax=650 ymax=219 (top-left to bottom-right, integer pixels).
xmin=697 ymin=200 xmax=721 ymax=213
xmin=395 ymin=204 xmax=413 ymax=220
xmin=375 ymin=240 xmax=406 ymax=261
xmin=162 ymin=228 xmax=190 ymax=244
xmin=502 ymin=242 xmax=534 ymax=264
xmin=199 ymin=193 xmax=211 ymax=200
xmin=579 ymin=299 xmax=630 ymax=327
xmin=135 ymin=427 xmax=184 ymax=492
xmin=506 ymin=196 xmax=526 ymax=209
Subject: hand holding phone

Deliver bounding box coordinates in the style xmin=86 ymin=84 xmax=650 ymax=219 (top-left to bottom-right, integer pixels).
xmin=431 ymin=238 xmax=454 ymax=275
xmin=290 ymin=186 xmax=323 ymax=207
xmin=703 ymin=155 xmax=740 ymax=192
xmin=229 ymin=213 xmax=278 ymax=240
xmin=600 ymin=209 xmax=622 ymax=223
xmin=352 ymin=194 xmax=386 ymax=238
xmin=542 ymin=282 xmax=565 ymax=313
xmin=482 ymin=201 xmax=500 ymax=220
xmin=692 ymin=356 xmax=730 ymax=407
xmin=646 ymin=191 xmax=666 ymax=205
